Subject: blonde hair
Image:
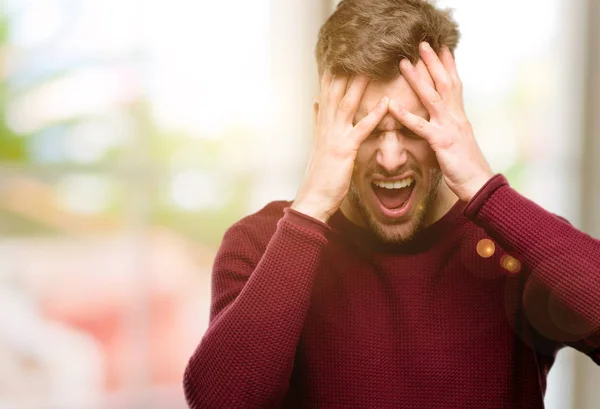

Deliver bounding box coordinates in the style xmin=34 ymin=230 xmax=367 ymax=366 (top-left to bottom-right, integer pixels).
xmin=316 ymin=0 xmax=460 ymax=80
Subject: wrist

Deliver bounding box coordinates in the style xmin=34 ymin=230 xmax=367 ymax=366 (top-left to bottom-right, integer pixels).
xmin=290 ymin=199 xmax=331 ymax=224
xmin=462 ymin=172 xmax=495 ymax=203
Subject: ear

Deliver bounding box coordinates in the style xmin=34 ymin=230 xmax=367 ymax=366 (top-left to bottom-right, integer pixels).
xmin=313 ymin=97 xmax=320 ymax=127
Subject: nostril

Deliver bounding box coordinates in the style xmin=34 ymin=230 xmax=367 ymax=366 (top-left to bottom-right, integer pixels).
xmin=376 ymin=151 xmax=409 ymax=175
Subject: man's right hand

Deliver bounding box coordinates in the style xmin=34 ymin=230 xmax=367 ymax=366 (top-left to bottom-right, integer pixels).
xmin=291 ymin=72 xmax=389 ymax=223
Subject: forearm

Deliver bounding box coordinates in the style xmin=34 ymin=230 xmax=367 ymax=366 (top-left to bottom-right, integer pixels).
xmin=184 ymin=210 xmax=329 ymax=408
xmin=465 ymin=175 xmax=600 ymax=343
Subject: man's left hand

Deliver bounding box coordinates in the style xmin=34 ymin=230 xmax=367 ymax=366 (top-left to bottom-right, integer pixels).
xmin=388 ymin=41 xmax=494 ymax=203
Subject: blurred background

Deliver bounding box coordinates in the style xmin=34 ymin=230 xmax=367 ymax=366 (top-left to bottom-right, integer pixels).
xmin=0 ymin=0 xmax=598 ymax=408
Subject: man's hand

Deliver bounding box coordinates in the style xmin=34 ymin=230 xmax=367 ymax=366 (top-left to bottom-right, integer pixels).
xmin=389 ymin=42 xmax=494 ymax=203
xmin=291 ymin=73 xmax=389 ymax=223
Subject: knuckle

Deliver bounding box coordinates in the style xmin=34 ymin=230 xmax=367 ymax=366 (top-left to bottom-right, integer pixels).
xmin=326 ymin=91 xmax=337 ymax=104
xmin=430 ymin=92 xmax=443 ymax=104
xmin=338 ymin=98 xmax=353 ymax=113
xmin=437 ymin=78 xmax=451 ymax=91
xmin=438 ymin=137 xmax=453 ymax=150
xmin=328 ymin=85 xmax=344 ymax=100
xmin=458 ymin=119 xmax=472 ymax=131
xmin=326 ymin=87 xmax=338 ymax=101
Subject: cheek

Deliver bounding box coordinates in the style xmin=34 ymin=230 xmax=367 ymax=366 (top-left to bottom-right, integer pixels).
xmin=353 ymin=142 xmax=376 ymax=178
xmin=413 ymin=141 xmax=438 ymax=168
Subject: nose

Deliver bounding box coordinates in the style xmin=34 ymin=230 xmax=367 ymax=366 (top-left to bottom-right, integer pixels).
xmin=376 ymin=132 xmax=409 ymax=175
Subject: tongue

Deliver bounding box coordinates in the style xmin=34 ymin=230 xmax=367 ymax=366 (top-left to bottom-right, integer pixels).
xmin=373 ymin=185 xmax=413 ymax=210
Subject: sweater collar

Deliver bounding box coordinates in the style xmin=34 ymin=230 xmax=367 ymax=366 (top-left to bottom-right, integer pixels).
xmin=329 ymin=199 xmax=468 ymax=254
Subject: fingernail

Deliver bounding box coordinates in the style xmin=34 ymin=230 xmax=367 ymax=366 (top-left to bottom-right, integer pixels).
xmin=421 ymin=42 xmax=431 ymax=51
xmin=380 ymin=97 xmax=389 ymax=106
xmin=400 ymin=59 xmax=411 ymax=69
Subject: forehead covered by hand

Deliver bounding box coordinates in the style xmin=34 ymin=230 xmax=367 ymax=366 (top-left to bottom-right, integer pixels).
xmin=354 ymin=59 xmax=434 ymax=127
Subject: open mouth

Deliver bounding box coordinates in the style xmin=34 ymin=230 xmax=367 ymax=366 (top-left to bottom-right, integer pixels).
xmin=371 ymin=177 xmax=416 ymax=211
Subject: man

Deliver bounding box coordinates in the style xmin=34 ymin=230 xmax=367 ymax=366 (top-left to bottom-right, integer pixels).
xmin=184 ymin=0 xmax=600 ymax=407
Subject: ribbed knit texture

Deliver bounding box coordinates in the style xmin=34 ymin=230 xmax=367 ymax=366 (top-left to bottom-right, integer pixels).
xmin=184 ymin=174 xmax=600 ymax=409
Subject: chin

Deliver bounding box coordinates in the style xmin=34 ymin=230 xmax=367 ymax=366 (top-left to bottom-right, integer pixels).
xmin=363 ymin=202 xmax=427 ymax=244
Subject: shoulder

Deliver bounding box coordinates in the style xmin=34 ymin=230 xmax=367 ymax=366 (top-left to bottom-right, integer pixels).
xmin=220 ymin=200 xmax=292 ymax=253
xmin=232 ymin=200 xmax=292 ymax=234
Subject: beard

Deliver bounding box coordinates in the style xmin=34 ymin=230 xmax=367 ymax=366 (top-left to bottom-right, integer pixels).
xmin=348 ymin=168 xmax=443 ymax=245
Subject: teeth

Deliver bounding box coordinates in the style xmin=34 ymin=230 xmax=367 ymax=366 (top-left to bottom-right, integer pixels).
xmin=373 ymin=177 xmax=414 ymax=190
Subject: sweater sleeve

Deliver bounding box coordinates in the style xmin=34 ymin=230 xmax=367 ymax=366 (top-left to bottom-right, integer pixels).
xmin=183 ymin=208 xmax=330 ymax=408
xmin=464 ymin=174 xmax=600 ymax=366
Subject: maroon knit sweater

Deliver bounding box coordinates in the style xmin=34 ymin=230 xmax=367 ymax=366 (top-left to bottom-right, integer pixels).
xmin=184 ymin=174 xmax=600 ymax=408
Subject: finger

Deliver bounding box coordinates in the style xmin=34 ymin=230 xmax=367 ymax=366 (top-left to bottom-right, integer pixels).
xmin=322 ymin=75 xmax=349 ymax=121
xmin=419 ymin=42 xmax=453 ymax=97
xmin=351 ymin=96 xmax=389 ymax=144
xmin=316 ymin=70 xmax=334 ymax=110
xmin=388 ymin=99 xmax=436 ymax=143
xmin=320 ymin=69 xmax=333 ymax=92
xmin=329 ymin=75 xmax=349 ymax=102
xmin=439 ymin=46 xmax=465 ymax=107
xmin=399 ymin=59 xmax=445 ymax=118
xmin=336 ymin=76 xmax=370 ymax=123
xmin=439 ymin=46 xmax=461 ymax=85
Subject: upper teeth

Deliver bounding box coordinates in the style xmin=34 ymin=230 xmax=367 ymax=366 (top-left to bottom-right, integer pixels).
xmin=373 ymin=177 xmax=414 ymax=190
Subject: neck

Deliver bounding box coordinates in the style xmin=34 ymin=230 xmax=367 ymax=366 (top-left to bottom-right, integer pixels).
xmin=423 ymin=179 xmax=459 ymax=226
